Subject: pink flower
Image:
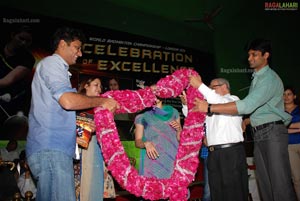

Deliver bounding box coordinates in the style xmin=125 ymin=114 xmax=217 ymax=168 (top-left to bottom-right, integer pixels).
xmin=94 ymin=68 xmax=205 ymax=200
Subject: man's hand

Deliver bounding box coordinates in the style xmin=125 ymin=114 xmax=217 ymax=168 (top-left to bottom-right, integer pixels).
xmin=144 ymin=141 xmax=159 ymax=160
xmin=101 ymin=98 xmax=119 ymax=112
xmin=189 ymin=75 xmax=202 ymax=89
xmin=242 ymin=118 xmax=250 ymax=132
xmin=192 ymin=98 xmax=208 ymax=112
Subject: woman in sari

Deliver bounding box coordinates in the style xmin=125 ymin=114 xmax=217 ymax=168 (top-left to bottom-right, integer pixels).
xmin=134 ymin=97 xmax=182 ymax=179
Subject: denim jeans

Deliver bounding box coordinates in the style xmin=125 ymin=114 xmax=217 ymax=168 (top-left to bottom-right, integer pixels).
xmin=202 ymin=157 xmax=211 ymax=201
xmin=27 ymin=150 xmax=76 ymax=201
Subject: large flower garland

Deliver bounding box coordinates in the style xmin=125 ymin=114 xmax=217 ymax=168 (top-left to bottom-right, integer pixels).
xmin=94 ymin=69 xmax=206 ymax=201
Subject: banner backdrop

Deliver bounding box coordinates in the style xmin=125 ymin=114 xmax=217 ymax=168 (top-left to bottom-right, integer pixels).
xmin=0 ymin=6 xmax=215 ymax=140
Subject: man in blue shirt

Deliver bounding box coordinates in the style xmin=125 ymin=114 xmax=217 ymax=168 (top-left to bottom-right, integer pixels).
xmin=191 ymin=39 xmax=296 ymax=201
xmin=26 ymin=27 xmax=119 ymax=201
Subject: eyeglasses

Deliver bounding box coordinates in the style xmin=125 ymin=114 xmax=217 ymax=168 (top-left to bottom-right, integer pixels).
xmin=210 ymin=84 xmax=224 ymax=89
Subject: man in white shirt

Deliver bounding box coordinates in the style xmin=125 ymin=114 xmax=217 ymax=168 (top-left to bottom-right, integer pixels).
xmin=182 ymin=76 xmax=248 ymax=201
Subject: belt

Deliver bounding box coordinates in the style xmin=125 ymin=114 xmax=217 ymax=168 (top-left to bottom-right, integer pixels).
xmin=251 ymin=120 xmax=283 ymax=132
xmin=208 ymin=142 xmax=243 ymax=152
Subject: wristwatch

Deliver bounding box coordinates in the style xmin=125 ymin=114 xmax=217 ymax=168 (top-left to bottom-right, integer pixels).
xmin=207 ymin=104 xmax=213 ymax=116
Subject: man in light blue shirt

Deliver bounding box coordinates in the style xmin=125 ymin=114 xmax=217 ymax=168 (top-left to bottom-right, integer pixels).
xmin=26 ymin=27 xmax=119 ymax=201
xmin=190 ymin=39 xmax=296 ymax=201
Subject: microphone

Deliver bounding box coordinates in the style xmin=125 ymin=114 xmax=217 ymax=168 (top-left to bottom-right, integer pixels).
xmin=0 ymin=93 xmax=11 ymax=102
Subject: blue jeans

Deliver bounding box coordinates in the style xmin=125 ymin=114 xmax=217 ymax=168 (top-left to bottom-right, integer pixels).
xmin=27 ymin=150 xmax=76 ymax=201
xmin=202 ymin=157 xmax=211 ymax=201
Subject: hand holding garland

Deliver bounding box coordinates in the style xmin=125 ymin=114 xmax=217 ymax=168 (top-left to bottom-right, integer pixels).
xmin=94 ymin=68 xmax=206 ymax=201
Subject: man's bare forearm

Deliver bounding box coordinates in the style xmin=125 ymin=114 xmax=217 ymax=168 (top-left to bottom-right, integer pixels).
xmin=59 ymin=92 xmax=114 ymax=110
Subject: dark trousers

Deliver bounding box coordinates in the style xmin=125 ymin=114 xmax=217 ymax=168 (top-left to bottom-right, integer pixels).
xmin=253 ymin=123 xmax=297 ymax=201
xmin=0 ymin=167 xmax=19 ymax=200
xmin=207 ymin=144 xmax=248 ymax=201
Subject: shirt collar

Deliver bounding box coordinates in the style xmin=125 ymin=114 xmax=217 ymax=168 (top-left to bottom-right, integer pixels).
xmin=252 ymin=65 xmax=270 ymax=78
xmin=53 ymin=53 xmax=69 ymax=70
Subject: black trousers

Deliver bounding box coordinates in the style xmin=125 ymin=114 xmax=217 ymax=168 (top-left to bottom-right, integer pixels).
xmin=207 ymin=143 xmax=248 ymax=201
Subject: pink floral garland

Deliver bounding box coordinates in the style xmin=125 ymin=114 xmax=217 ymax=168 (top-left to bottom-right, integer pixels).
xmin=94 ymin=69 xmax=206 ymax=201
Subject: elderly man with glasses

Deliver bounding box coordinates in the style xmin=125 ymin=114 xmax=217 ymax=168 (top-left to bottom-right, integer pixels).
xmin=182 ymin=77 xmax=248 ymax=201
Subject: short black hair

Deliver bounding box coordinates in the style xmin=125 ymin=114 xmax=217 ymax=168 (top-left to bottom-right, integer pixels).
xmin=51 ymin=26 xmax=86 ymax=52
xmin=246 ymin=38 xmax=272 ymax=55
